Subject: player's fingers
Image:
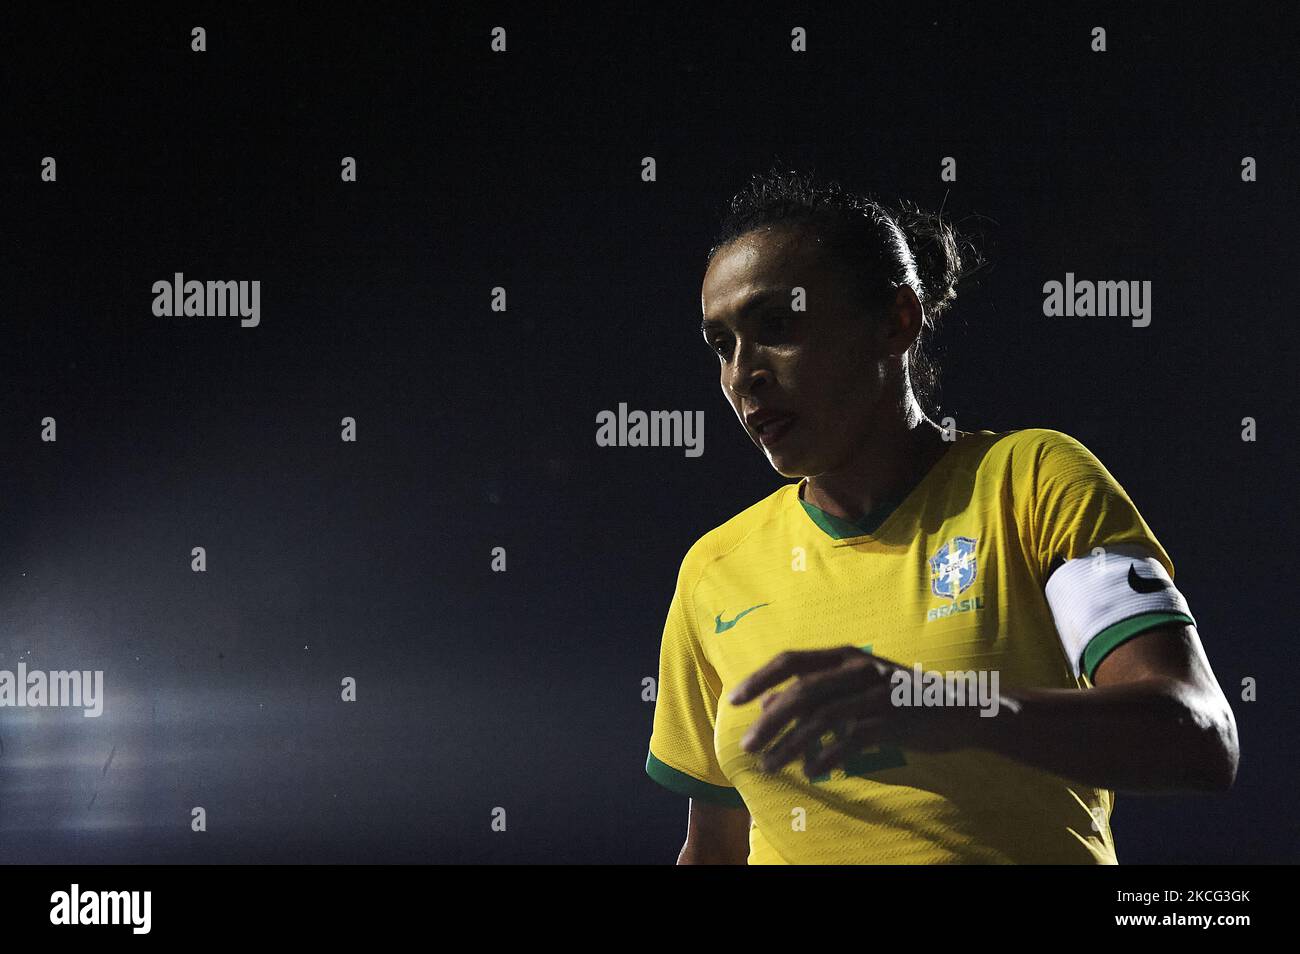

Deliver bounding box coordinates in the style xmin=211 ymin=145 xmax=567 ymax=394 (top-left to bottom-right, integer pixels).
xmin=727 ymin=648 xmax=859 ymax=705
xmin=799 ymin=689 xmax=895 ymax=775
xmin=819 ymin=685 xmax=895 ymax=727
xmin=757 ymin=709 xmax=832 ymax=772
xmin=830 ymin=688 xmax=895 ymax=749
xmin=803 ymin=737 xmax=847 ymax=778
xmin=804 ymin=717 xmax=887 ymax=777
xmin=740 ymin=663 xmax=877 ymax=753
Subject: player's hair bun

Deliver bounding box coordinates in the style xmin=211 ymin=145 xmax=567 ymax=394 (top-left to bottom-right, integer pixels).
xmin=891 ymin=200 xmax=964 ymax=326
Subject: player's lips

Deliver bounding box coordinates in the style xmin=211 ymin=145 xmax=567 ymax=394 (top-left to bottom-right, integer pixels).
xmin=745 ymin=409 xmax=798 ymax=447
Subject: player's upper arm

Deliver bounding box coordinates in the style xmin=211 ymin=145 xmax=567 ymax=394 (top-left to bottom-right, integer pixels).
xmin=1092 ymin=621 xmax=1239 ymax=789
xmin=1023 ymin=430 xmax=1197 ymax=681
xmin=646 ymin=550 xmax=746 ymax=806
xmin=1092 ymin=620 xmax=1212 ymax=687
xmin=679 ymin=798 xmax=751 ymax=865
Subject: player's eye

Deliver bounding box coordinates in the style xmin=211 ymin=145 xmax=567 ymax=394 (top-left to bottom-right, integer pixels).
xmin=708 ymin=337 xmax=733 ymax=359
xmin=760 ymin=314 xmax=793 ymax=337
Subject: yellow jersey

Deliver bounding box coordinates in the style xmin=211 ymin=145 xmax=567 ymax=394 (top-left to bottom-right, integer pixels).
xmin=646 ymin=428 xmax=1195 ymax=863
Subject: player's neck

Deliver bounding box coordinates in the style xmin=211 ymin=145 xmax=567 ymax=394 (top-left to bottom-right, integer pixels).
xmin=801 ymin=416 xmax=954 ymax=523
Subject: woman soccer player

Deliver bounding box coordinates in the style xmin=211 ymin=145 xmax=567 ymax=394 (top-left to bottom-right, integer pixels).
xmin=644 ymin=167 xmax=1239 ymax=864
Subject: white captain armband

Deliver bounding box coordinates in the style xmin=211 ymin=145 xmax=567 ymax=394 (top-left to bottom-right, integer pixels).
xmin=1043 ymin=543 xmax=1197 ymax=680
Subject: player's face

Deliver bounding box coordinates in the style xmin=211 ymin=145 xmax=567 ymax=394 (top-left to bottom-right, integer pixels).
xmin=701 ymin=224 xmax=894 ymax=478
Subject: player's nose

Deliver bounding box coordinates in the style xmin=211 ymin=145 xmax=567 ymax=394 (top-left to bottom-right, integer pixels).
xmin=726 ymin=343 xmax=773 ymax=400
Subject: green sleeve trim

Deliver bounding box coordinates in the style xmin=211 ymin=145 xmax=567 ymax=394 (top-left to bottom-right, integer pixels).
xmin=1082 ymin=611 xmax=1195 ymax=680
xmin=646 ymin=750 xmax=746 ymax=808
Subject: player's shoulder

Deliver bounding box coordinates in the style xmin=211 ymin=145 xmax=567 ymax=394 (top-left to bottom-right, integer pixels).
xmin=986 ymin=425 xmax=1090 ymax=455
xmin=675 ymin=482 xmax=797 ymax=586
xmin=971 ymin=427 xmax=1131 ymax=512
xmin=977 ymin=426 xmax=1102 ymax=475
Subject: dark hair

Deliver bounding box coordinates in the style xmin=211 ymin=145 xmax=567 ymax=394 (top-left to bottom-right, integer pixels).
xmin=707 ymin=166 xmax=981 ymax=418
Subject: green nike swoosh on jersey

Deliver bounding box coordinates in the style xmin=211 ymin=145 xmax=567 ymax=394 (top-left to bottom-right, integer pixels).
xmin=714 ymin=602 xmax=770 ymax=633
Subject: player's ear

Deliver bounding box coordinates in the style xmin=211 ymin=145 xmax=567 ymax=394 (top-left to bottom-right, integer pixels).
xmin=884 ymin=285 xmax=924 ymax=355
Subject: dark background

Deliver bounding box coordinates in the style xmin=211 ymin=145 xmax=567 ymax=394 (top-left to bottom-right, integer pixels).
xmin=1 ymin=4 xmax=1295 ymax=863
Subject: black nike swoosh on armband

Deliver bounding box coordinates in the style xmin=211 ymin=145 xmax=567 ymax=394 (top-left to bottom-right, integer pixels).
xmin=1127 ymin=562 xmax=1171 ymax=593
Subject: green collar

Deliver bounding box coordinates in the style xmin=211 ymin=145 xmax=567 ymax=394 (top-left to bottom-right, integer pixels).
xmin=797 ymin=490 xmax=903 ymax=540
xmin=793 ymin=432 xmax=979 ymax=540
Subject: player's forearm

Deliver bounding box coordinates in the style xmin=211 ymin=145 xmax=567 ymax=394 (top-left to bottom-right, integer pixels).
xmin=977 ymin=678 xmax=1238 ymax=793
xmin=676 ymin=841 xmax=748 ymax=865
